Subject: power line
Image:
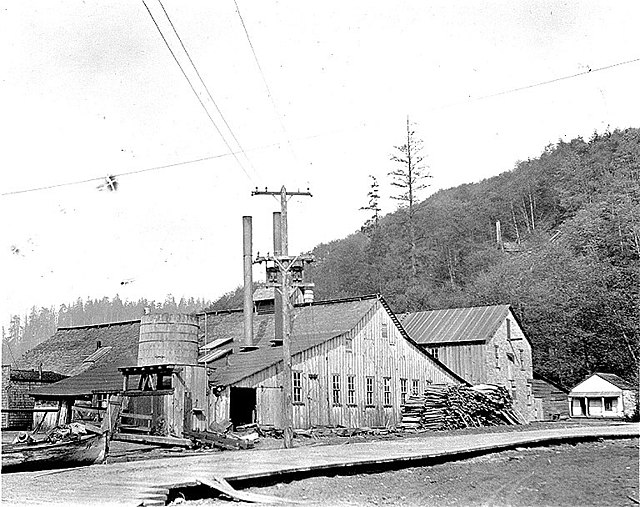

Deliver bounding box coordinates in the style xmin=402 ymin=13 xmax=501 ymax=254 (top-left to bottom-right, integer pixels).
xmin=155 ymin=0 xmax=258 ymax=175
xmin=232 ymin=0 xmax=299 ymax=163
xmin=141 ymin=0 xmax=255 ymax=183
xmin=436 ymin=56 xmax=640 ymax=111
xmin=2 ymin=153 xmax=230 ymax=196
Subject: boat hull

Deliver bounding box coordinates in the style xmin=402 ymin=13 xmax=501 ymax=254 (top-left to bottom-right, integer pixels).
xmin=2 ymin=432 xmax=107 ymax=473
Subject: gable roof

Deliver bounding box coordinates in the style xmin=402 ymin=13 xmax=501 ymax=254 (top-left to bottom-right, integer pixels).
xmin=18 ymin=320 xmax=140 ymax=376
xmin=24 ymin=321 xmax=140 ymax=399
xmin=400 ymin=305 xmax=511 ymax=345
xmin=205 ymin=296 xmax=379 ymax=386
xmin=594 ymin=372 xmax=637 ymax=391
xmin=204 ymin=295 xmax=467 ymax=386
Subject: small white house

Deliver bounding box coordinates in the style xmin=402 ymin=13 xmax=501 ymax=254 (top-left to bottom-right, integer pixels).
xmin=568 ymin=372 xmax=638 ymax=419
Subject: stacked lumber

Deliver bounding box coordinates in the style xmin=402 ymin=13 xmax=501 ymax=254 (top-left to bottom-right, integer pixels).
xmin=401 ymin=384 xmax=526 ymax=431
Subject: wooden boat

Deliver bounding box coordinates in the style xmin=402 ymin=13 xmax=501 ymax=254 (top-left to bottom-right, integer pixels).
xmin=1 ymin=429 xmax=109 ymax=473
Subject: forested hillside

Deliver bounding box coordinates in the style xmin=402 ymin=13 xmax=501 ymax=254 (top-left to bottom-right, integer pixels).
xmin=308 ymin=128 xmax=640 ymax=388
xmin=2 ymin=295 xmax=212 ymax=362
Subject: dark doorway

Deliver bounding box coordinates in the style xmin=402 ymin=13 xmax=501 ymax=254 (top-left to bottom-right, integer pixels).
xmin=230 ymin=387 xmax=256 ymax=428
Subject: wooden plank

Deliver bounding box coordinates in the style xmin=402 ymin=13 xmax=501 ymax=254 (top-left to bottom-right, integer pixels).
xmin=198 ymin=476 xmax=299 ymax=504
xmin=122 ymin=389 xmax=174 ymax=397
xmin=113 ymin=432 xmax=192 ymax=447
xmin=1 ymin=408 xmax=58 ymax=413
xmin=120 ymin=412 xmax=153 ymax=421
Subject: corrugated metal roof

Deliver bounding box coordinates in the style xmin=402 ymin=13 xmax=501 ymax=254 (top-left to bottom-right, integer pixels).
xmin=206 ymin=296 xmax=379 ymax=386
xmin=400 ymin=305 xmax=511 ymax=345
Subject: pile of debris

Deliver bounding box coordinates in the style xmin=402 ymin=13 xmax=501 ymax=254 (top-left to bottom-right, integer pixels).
xmin=401 ymin=384 xmax=526 ymax=431
xmin=185 ymin=422 xmax=259 ymax=451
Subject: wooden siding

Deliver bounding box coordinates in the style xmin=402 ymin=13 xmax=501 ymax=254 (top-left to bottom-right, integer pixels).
xmin=532 ymin=378 xmax=569 ymax=420
xmin=424 ymin=311 xmax=535 ymax=422
xmin=209 ymin=300 xmax=461 ymax=429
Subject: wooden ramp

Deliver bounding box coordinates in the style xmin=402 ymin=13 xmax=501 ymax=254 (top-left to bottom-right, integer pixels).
xmin=2 ymin=423 xmax=638 ymax=506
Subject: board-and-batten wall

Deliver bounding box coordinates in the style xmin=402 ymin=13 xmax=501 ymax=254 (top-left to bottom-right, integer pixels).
xmin=208 ymin=301 xmax=461 ymax=429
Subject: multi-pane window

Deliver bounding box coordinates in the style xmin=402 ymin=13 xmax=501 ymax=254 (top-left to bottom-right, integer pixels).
xmin=411 ymin=379 xmax=420 ymax=396
xmin=347 ymin=375 xmax=356 ymax=405
xmin=494 ymin=344 xmax=500 ymax=368
xmin=519 ymin=350 xmax=525 ymax=370
xmin=431 ymin=347 xmax=439 ymax=361
xmin=400 ymin=378 xmax=408 ymax=405
xmin=381 ymin=322 xmax=388 ymax=339
xmin=383 ymin=377 xmax=391 ymax=406
xmin=332 ymin=374 xmax=341 ymax=405
xmin=293 ymin=371 xmax=303 ymax=403
xmin=365 ymin=376 xmax=374 ymax=406
xmin=346 ymin=336 xmax=353 ymax=352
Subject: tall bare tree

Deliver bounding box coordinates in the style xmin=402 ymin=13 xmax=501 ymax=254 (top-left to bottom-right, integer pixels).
xmin=389 ymin=116 xmax=430 ymax=277
xmin=360 ymin=175 xmax=381 ymax=233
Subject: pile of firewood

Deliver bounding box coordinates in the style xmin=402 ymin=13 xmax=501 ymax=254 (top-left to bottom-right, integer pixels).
xmin=401 ymin=384 xmax=526 ymax=431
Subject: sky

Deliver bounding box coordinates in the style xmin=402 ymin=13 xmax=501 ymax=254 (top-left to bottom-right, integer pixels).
xmin=1 ymin=0 xmax=639 ymax=328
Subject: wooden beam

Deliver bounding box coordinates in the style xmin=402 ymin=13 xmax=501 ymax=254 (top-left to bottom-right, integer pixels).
xmin=112 ymin=432 xmax=192 ymax=447
xmin=122 ymin=389 xmax=174 ymax=397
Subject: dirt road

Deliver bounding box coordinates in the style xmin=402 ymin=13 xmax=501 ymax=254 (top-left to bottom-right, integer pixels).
xmin=182 ymin=438 xmax=639 ymax=507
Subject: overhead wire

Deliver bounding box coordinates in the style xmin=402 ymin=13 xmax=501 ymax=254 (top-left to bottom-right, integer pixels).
xmin=154 ymin=0 xmax=259 ymax=176
xmin=140 ymin=0 xmax=255 ymax=183
xmin=3 ymin=56 xmax=637 ymax=197
xmin=232 ymin=0 xmax=299 ymax=164
xmin=432 ymin=56 xmax=640 ymax=111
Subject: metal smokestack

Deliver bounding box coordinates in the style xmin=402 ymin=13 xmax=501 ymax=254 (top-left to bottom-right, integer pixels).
xmin=273 ymin=211 xmax=283 ymax=342
xmin=243 ymin=216 xmax=254 ymax=348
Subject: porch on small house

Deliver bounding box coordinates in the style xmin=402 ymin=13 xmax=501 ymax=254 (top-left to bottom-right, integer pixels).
xmin=569 ymin=394 xmax=622 ymax=418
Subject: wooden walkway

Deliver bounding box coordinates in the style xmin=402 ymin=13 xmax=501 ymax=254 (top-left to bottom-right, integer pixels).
xmin=2 ymin=423 xmax=638 ymax=506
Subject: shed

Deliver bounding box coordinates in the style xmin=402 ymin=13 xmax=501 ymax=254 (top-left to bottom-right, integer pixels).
xmin=1 ymin=366 xmax=67 ymax=430
xmin=568 ymin=372 xmax=638 ymax=419
xmin=531 ymin=372 xmax=569 ymax=421
xmin=401 ymin=305 xmax=535 ymax=422
xmin=201 ymin=295 xmax=465 ymax=430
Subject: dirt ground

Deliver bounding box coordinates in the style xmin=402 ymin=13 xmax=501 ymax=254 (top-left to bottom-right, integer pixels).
xmin=174 ymin=437 xmax=640 ymax=507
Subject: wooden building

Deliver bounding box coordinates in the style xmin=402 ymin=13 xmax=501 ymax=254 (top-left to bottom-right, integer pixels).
xmin=400 ymin=305 xmax=535 ymax=422
xmin=1 ymin=365 xmax=66 ymax=429
xmin=568 ymin=372 xmax=638 ymax=419
xmin=26 ymin=320 xmax=140 ymax=430
xmin=531 ymin=372 xmax=569 ymax=421
xmin=201 ymin=295 xmax=465 ymax=430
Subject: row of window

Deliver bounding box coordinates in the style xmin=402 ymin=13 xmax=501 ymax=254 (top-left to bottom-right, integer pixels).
xmin=292 ymin=371 xmax=423 ymax=406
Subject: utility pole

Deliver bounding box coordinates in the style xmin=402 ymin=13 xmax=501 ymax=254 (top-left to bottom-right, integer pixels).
xmin=252 ymin=186 xmax=312 ymax=449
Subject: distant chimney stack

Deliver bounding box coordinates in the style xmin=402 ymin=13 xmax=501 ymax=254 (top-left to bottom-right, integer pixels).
xmin=96 ymin=340 xmax=102 ymax=350
xmin=242 ymin=216 xmax=256 ymax=351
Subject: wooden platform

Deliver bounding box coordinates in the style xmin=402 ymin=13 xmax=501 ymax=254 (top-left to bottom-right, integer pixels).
xmin=2 ymin=423 xmax=638 ymax=506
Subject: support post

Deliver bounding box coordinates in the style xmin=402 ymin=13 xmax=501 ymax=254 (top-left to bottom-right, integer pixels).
xmin=273 ymin=212 xmax=283 ymax=342
xmin=281 ymin=269 xmax=293 ymax=448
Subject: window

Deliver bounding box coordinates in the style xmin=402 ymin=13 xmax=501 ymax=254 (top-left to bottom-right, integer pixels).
xmin=604 ymin=397 xmax=617 ymax=412
xmin=506 ymin=318 xmax=511 ymax=340
xmin=494 ymin=344 xmax=500 ymax=368
xmin=346 ymin=335 xmax=353 ymax=352
xmin=383 ymin=323 xmax=394 ymax=344
xmin=400 ymin=378 xmax=408 ymax=405
xmin=293 ymin=371 xmax=303 ymax=404
xmin=431 ymin=347 xmax=439 ymax=361
xmin=527 ymin=383 xmax=533 ymax=405
xmin=411 ymin=379 xmax=420 ymax=396
xmin=519 ymin=350 xmax=525 ymax=370
xmin=365 ymin=377 xmax=374 ymax=406
xmin=332 ymin=374 xmax=341 ymax=405
xmin=347 ymin=375 xmax=356 ymax=405
xmin=383 ymin=377 xmax=391 ymax=406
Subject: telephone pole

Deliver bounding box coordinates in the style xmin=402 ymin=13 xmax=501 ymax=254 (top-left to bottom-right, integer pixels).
xmin=252 ymin=186 xmax=312 ymax=448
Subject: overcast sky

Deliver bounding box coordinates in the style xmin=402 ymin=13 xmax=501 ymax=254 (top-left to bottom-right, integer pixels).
xmin=1 ymin=1 xmax=639 ymax=326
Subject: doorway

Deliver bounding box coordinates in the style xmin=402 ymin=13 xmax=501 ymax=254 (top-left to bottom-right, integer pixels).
xmin=229 ymin=387 xmax=256 ymax=428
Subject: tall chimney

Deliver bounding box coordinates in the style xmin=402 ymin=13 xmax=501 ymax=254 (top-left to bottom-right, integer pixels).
xmin=243 ymin=216 xmax=254 ymax=348
xmin=273 ymin=212 xmax=283 ymax=342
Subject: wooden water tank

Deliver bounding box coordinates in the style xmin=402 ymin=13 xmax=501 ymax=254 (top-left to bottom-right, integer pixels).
xmin=137 ymin=313 xmax=199 ymax=366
